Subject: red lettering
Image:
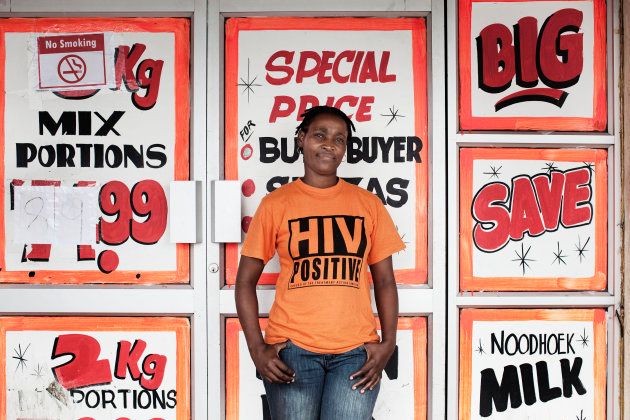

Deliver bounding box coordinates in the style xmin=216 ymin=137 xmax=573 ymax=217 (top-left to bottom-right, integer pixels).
xmin=265 ymin=50 xmax=295 ymax=85
xmin=141 ymin=353 xmax=168 ymax=390
xmin=358 ymin=51 xmax=378 ymax=83
xmin=472 ymin=183 xmax=511 ymax=252
xmin=532 ymin=171 xmax=565 ymax=230
xmin=318 ymin=51 xmax=336 ymax=83
xmin=538 ymin=8 xmax=583 ymax=89
xmin=269 ymin=95 xmax=296 ymax=123
xmin=332 ymin=50 xmax=356 ymax=83
xmin=52 ymin=334 xmax=112 ymax=389
xmin=296 ymin=51 xmax=321 ymax=83
xmin=514 ymin=16 xmax=539 ymax=87
xmin=472 ymin=166 xmax=594 ymax=252
xmin=509 ymin=176 xmax=545 ymax=240
xmin=561 ymin=167 xmax=592 ymax=227
xmin=476 ymin=8 xmax=584 ymax=97
xmin=477 ymin=24 xmax=515 ymax=93
xmin=115 ymin=339 xmax=147 ymax=381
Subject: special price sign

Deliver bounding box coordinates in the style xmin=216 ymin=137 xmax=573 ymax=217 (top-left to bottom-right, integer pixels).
xmin=0 ymin=18 xmax=190 ymax=284
xmin=459 ymin=148 xmax=607 ymax=291
xmin=225 ymin=317 xmax=427 ymax=420
xmin=458 ymin=0 xmax=607 ymax=131
xmin=225 ymin=18 xmax=428 ymax=285
xmin=0 ymin=317 xmax=190 ymax=420
xmin=459 ymin=309 xmax=606 ymax=420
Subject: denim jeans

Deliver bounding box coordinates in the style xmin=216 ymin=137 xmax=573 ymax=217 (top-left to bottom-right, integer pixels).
xmin=263 ymin=340 xmax=380 ymax=420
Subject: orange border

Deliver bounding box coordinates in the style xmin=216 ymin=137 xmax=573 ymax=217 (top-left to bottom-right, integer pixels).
xmin=459 ymin=308 xmax=607 ymax=420
xmin=224 ymin=17 xmax=428 ymax=285
xmin=225 ymin=317 xmax=427 ymax=420
xmin=459 ymin=148 xmax=608 ymax=291
xmin=0 ymin=316 xmax=190 ymax=420
xmin=0 ymin=18 xmax=190 ymax=284
xmin=458 ymin=0 xmax=607 ymax=131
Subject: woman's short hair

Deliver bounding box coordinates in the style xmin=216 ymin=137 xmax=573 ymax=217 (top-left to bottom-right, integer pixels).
xmin=295 ymin=106 xmax=356 ymax=139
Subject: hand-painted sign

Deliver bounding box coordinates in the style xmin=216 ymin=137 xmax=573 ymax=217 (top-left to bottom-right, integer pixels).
xmin=0 ymin=18 xmax=190 ymax=283
xmin=460 ymin=148 xmax=607 ymax=291
xmin=459 ymin=309 xmax=606 ymax=420
xmin=459 ymin=0 xmax=607 ymax=131
xmin=0 ymin=317 xmax=190 ymax=420
xmin=225 ymin=317 xmax=427 ymax=420
xmin=224 ymin=17 xmax=428 ymax=285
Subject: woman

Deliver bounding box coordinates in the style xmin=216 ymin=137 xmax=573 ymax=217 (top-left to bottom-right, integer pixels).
xmin=235 ymin=106 xmax=404 ymax=420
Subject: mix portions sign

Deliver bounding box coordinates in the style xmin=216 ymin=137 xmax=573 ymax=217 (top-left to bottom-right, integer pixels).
xmin=459 ymin=148 xmax=607 ymax=291
xmin=459 ymin=309 xmax=606 ymax=420
xmin=225 ymin=18 xmax=428 ymax=285
xmin=458 ymin=0 xmax=606 ymax=130
xmin=0 ymin=317 xmax=190 ymax=420
xmin=0 ymin=19 xmax=190 ymax=283
xmin=225 ymin=318 xmax=427 ymax=420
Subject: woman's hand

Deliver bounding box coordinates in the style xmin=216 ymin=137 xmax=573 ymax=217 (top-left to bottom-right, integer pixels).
xmin=250 ymin=342 xmax=295 ymax=384
xmin=349 ymin=341 xmax=395 ymax=393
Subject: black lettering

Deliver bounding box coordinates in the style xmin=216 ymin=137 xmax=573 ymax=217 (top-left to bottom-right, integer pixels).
xmin=39 ymin=111 xmax=75 ymax=135
xmin=536 ymin=360 xmax=562 ymax=402
xmin=386 ymin=178 xmax=409 ymax=208
xmin=146 ymin=144 xmax=167 ymax=168
xmin=367 ymin=178 xmax=386 ymax=204
xmin=105 ymin=145 xmax=123 ymax=168
xmin=56 ymin=144 xmax=75 ymax=167
xmin=78 ymin=111 xmax=91 ymax=135
xmin=94 ymin=111 xmax=124 ymax=136
xmin=38 ymin=145 xmax=56 ymax=167
xmin=260 ymin=137 xmax=280 ymax=163
xmin=407 ymin=136 xmax=422 ymax=162
xmin=167 ymin=389 xmax=177 ymax=408
xmin=16 ymin=143 xmax=37 ymax=167
xmin=560 ymin=357 xmax=586 ymax=397
xmin=123 ymin=144 xmax=144 ymax=168
xmin=102 ymin=389 xmax=117 ymax=408
xmin=519 ymin=363 xmax=537 ymax=405
xmin=393 ymin=137 xmax=405 ymax=162
xmin=479 ymin=365 xmax=522 ymax=417
xmin=76 ymin=144 xmax=93 ymax=167
xmin=491 ymin=331 xmax=505 ymax=354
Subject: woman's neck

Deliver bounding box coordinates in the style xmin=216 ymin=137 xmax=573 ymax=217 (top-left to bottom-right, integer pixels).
xmin=301 ymin=173 xmax=339 ymax=189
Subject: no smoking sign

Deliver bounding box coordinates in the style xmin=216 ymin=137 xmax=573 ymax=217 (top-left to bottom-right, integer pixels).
xmin=37 ymin=33 xmax=108 ymax=90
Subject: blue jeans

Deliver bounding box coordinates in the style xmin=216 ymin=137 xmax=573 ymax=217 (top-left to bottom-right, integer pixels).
xmin=263 ymin=340 xmax=380 ymax=420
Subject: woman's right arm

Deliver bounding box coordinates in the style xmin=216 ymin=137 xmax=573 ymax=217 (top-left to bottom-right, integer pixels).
xmin=235 ymin=255 xmax=295 ymax=384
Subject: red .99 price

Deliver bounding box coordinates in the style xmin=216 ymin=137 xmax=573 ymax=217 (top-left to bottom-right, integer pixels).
xmin=99 ymin=180 xmax=167 ymax=245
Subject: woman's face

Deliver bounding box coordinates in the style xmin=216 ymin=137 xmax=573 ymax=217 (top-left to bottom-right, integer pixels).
xmin=297 ymin=113 xmax=348 ymax=178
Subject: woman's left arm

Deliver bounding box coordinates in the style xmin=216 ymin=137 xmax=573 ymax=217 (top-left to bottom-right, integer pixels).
xmin=350 ymin=255 xmax=398 ymax=392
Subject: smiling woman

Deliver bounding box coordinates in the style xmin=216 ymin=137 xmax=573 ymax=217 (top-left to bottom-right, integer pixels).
xmin=235 ymin=106 xmax=405 ymax=420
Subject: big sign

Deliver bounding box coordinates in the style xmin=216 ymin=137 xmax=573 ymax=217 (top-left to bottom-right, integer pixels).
xmin=225 ymin=317 xmax=427 ymax=420
xmin=224 ymin=17 xmax=428 ymax=285
xmin=458 ymin=0 xmax=607 ymax=131
xmin=460 ymin=148 xmax=607 ymax=291
xmin=0 ymin=19 xmax=190 ymax=283
xmin=459 ymin=309 xmax=606 ymax=420
xmin=0 ymin=317 xmax=190 ymax=420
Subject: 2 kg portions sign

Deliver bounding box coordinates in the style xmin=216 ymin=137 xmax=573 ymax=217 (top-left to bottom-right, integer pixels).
xmin=0 ymin=317 xmax=190 ymax=420
xmin=225 ymin=18 xmax=428 ymax=285
xmin=459 ymin=309 xmax=606 ymax=420
xmin=0 ymin=19 xmax=190 ymax=284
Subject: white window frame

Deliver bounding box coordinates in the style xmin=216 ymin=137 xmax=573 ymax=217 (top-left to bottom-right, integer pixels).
xmin=0 ymin=1 xmax=209 ymax=419
xmin=210 ymin=0 xmax=446 ymax=418
xmin=445 ymin=0 xmax=623 ymax=418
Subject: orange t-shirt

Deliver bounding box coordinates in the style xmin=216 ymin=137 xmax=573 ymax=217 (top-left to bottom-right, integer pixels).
xmin=241 ymin=178 xmax=405 ymax=354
